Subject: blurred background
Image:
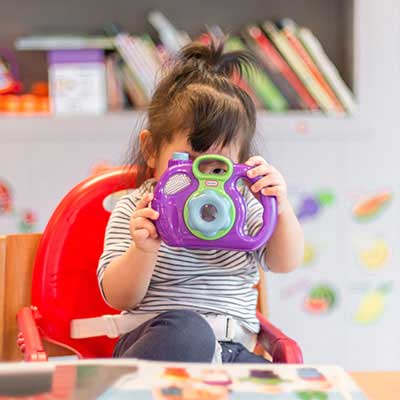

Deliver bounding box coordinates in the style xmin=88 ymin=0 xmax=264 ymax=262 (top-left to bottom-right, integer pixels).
xmin=0 ymin=0 xmax=398 ymax=370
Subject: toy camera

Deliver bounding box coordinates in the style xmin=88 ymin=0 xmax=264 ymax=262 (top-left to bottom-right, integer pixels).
xmin=151 ymin=152 xmax=278 ymax=251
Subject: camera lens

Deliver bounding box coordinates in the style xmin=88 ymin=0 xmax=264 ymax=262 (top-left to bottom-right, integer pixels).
xmin=200 ymin=204 xmax=218 ymax=222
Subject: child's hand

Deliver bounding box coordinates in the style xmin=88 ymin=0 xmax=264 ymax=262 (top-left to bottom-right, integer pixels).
xmin=245 ymin=156 xmax=289 ymax=215
xmin=130 ymin=193 xmax=161 ymax=253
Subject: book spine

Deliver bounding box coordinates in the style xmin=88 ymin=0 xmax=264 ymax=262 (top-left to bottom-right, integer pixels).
xmin=15 ymin=36 xmax=114 ymax=51
xmin=298 ymin=27 xmax=356 ymax=114
xmin=263 ymin=22 xmax=336 ymax=114
xmin=227 ymin=38 xmax=289 ymax=112
xmin=113 ymin=33 xmax=150 ymax=100
xmin=280 ymin=21 xmax=345 ymax=114
xmin=105 ymin=54 xmax=124 ymax=111
xmin=124 ymin=36 xmax=155 ymax=97
xmin=242 ymin=31 xmax=302 ymax=109
xmin=243 ymin=25 xmax=318 ymax=110
xmin=120 ymin=63 xmax=148 ymax=108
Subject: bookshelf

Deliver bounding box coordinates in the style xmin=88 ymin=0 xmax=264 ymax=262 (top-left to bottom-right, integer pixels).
xmin=0 ymin=0 xmax=367 ymax=140
xmin=2 ymin=2 xmax=355 ymax=97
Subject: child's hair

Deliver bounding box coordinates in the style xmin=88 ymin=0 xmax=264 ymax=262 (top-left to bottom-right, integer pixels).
xmin=129 ymin=37 xmax=259 ymax=185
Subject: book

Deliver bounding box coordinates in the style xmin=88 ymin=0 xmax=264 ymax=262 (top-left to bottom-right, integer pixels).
xmin=110 ymin=28 xmax=163 ymax=105
xmin=298 ymin=27 xmax=357 ymax=114
xmin=105 ymin=54 xmax=125 ymax=111
xmin=242 ymin=25 xmax=318 ymax=111
xmin=113 ymin=33 xmax=152 ymax=101
xmin=148 ymin=10 xmax=191 ymax=55
xmin=226 ymin=37 xmax=289 ymax=112
xmin=120 ymin=62 xmax=148 ymax=108
xmin=262 ymin=21 xmax=337 ymax=114
xmin=0 ymin=360 xmax=368 ymax=399
xmin=279 ymin=19 xmax=345 ymax=114
xmin=15 ymin=34 xmax=114 ymax=50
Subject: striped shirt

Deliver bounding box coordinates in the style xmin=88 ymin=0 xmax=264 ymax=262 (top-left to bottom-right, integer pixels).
xmin=97 ymin=179 xmax=268 ymax=333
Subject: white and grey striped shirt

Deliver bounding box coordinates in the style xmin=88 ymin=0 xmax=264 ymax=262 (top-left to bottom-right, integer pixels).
xmin=97 ymin=179 xmax=268 ymax=333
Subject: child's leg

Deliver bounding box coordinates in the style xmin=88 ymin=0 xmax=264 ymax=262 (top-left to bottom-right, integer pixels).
xmin=220 ymin=342 xmax=270 ymax=363
xmin=113 ymin=310 xmax=216 ymax=362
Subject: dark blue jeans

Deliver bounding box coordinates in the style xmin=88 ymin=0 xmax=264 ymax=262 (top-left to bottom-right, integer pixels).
xmin=113 ymin=310 xmax=269 ymax=363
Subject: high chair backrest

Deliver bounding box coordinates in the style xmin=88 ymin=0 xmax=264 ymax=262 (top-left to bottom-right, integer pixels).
xmin=31 ymin=167 xmax=137 ymax=358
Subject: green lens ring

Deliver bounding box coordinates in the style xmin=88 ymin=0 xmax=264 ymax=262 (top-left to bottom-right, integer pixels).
xmin=192 ymin=154 xmax=233 ymax=182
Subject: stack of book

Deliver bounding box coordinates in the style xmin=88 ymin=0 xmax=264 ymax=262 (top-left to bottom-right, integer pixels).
xmin=15 ymin=13 xmax=356 ymax=115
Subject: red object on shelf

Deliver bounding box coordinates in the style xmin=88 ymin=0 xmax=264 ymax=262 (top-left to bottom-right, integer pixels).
xmin=0 ymin=93 xmax=50 ymax=114
xmin=0 ymin=95 xmax=20 ymax=113
xmin=31 ymin=81 xmax=49 ymax=97
xmin=16 ymin=167 xmax=302 ymax=363
xmin=0 ymin=48 xmax=22 ymax=94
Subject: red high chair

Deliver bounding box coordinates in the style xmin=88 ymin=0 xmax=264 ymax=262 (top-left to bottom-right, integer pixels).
xmin=14 ymin=167 xmax=303 ymax=363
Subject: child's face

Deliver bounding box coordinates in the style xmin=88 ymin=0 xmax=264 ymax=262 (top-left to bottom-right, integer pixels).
xmin=151 ymin=132 xmax=240 ymax=180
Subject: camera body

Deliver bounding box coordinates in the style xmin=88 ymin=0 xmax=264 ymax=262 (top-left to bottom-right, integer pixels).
xmin=151 ymin=152 xmax=277 ymax=251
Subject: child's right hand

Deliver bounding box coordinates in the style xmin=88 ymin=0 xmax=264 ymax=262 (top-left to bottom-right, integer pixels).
xmin=130 ymin=193 xmax=161 ymax=254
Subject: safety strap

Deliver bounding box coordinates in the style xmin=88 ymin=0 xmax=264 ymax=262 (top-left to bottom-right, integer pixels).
xmin=70 ymin=313 xmax=256 ymax=350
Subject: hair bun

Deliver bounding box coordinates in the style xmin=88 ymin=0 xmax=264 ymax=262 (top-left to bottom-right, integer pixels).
xmin=177 ymin=36 xmax=257 ymax=79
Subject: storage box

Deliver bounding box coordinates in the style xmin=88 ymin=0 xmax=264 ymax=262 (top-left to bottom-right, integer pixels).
xmin=48 ymin=49 xmax=107 ymax=114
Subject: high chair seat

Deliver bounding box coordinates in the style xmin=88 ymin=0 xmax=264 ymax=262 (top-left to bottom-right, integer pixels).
xmin=4 ymin=167 xmax=303 ymax=363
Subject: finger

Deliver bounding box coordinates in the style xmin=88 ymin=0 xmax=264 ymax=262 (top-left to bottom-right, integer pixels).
xmin=135 ymin=193 xmax=153 ymax=210
xmin=251 ymin=175 xmax=281 ymax=193
xmin=261 ymin=186 xmax=281 ymax=197
xmin=131 ymin=217 xmax=158 ymax=238
xmin=132 ymin=229 xmax=150 ymax=243
xmin=247 ymin=164 xmax=275 ymax=178
xmin=132 ymin=207 xmax=159 ymax=221
xmin=245 ymin=155 xmax=268 ymax=167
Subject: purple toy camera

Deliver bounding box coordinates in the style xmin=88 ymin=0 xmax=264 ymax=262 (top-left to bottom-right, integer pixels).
xmin=151 ymin=153 xmax=278 ymax=251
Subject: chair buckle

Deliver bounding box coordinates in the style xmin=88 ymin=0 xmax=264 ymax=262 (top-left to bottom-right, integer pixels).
xmin=225 ymin=317 xmax=236 ymax=341
xmin=102 ymin=315 xmax=119 ymax=338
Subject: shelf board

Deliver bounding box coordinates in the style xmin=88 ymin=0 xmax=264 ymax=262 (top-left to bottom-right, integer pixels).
xmin=0 ymin=110 xmax=368 ymax=143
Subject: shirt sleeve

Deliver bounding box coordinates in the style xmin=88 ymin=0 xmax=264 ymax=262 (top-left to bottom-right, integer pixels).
xmin=96 ymin=193 xmax=139 ymax=301
xmin=243 ymin=186 xmax=269 ymax=271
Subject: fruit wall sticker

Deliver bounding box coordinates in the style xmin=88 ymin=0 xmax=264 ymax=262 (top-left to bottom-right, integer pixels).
xmin=296 ymin=190 xmax=335 ymax=222
xmin=352 ymin=191 xmax=392 ymax=222
xmin=303 ymin=242 xmax=317 ymax=266
xmin=18 ymin=209 xmax=38 ymax=233
xmin=304 ymin=284 xmax=337 ymax=314
xmin=357 ymin=238 xmax=390 ymax=270
xmin=353 ymin=283 xmax=392 ymax=325
xmin=0 ymin=178 xmax=13 ymax=215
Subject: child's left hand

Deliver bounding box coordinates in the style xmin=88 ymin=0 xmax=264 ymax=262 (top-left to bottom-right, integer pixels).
xmin=245 ymin=155 xmax=289 ymax=215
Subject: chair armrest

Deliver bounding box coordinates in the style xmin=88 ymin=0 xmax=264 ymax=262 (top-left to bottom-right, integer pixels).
xmin=257 ymin=311 xmax=303 ymax=364
xmin=16 ymin=306 xmax=48 ymax=361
